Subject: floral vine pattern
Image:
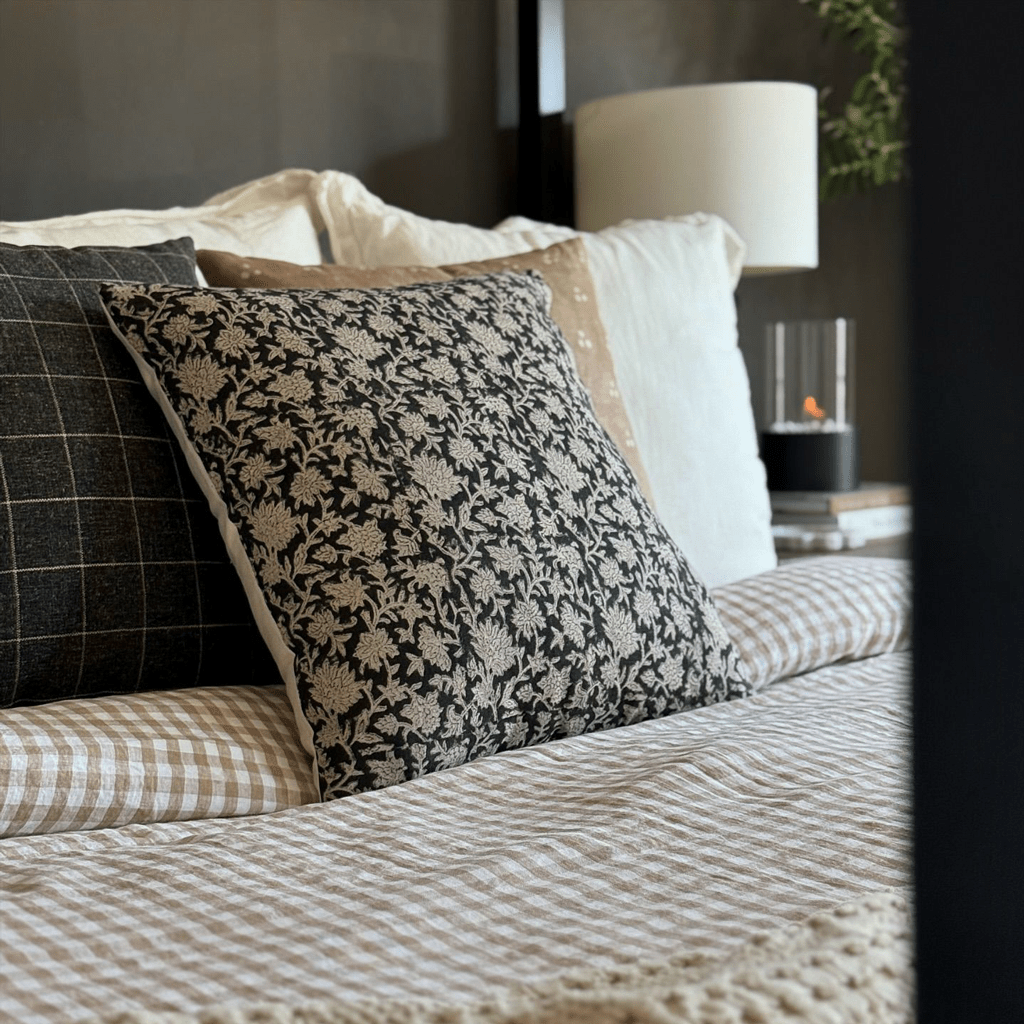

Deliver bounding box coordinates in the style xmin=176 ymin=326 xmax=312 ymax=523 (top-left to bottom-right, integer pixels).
xmin=101 ymin=273 xmax=750 ymax=798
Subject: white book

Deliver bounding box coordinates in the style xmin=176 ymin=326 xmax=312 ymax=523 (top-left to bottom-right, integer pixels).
xmin=772 ymin=504 xmax=913 ymax=535
xmin=772 ymin=505 xmax=912 ymax=552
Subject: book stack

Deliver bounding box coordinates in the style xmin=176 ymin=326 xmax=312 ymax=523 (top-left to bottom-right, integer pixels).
xmin=771 ymin=482 xmax=912 ymax=552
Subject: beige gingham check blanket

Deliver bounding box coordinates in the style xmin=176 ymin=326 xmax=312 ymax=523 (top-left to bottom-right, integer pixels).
xmin=0 ymin=557 xmax=912 ymax=1022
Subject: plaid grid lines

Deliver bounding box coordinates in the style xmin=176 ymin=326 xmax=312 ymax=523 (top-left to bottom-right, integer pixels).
xmin=0 ymin=240 xmax=275 ymax=706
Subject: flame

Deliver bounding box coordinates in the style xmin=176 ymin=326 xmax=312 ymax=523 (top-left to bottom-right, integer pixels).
xmin=803 ymin=395 xmax=826 ymax=420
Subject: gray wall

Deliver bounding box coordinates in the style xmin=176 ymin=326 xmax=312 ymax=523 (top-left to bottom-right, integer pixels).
xmin=0 ymin=0 xmax=907 ymax=481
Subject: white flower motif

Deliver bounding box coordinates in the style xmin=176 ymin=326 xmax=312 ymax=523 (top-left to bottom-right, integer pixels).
xmin=239 ymin=453 xmax=275 ymax=491
xmin=599 ymin=558 xmax=625 ymax=588
xmin=176 ymin=355 xmax=227 ymax=402
xmin=183 ymin=292 xmax=220 ymax=314
xmin=344 ymin=521 xmax=386 ymax=560
xmin=269 ymin=371 xmax=314 ymax=403
xmin=309 ymin=660 xmax=362 ymax=714
xmin=418 ymin=623 xmax=455 ymax=671
xmin=324 ymin=577 xmax=367 ymax=608
xmin=604 ymin=606 xmax=640 ymax=657
xmin=215 ymin=324 xmax=252 ymax=358
xmin=250 ymin=501 xmax=298 ymax=550
xmin=256 ymin=420 xmax=298 ymax=451
xmin=471 ymin=622 xmax=516 ymax=676
xmin=410 ymin=453 xmax=460 ymax=500
xmin=355 ymin=628 xmax=397 ymax=671
xmin=291 ymin=467 xmax=329 ymax=507
xmin=512 ymin=600 xmax=545 ymax=637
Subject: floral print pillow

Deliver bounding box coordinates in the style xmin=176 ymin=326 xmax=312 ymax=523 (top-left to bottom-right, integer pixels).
xmin=101 ymin=272 xmax=750 ymax=799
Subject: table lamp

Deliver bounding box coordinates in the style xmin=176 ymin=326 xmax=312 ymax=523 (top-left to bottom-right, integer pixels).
xmin=574 ymin=81 xmax=856 ymax=493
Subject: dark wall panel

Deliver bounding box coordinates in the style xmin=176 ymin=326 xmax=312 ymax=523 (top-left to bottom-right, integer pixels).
xmin=1 ymin=0 xmax=906 ymax=479
xmin=0 ymin=0 xmax=501 ymax=226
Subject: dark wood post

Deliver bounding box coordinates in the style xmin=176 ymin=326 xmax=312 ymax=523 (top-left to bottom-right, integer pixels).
xmin=516 ymin=0 xmax=573 ymax=225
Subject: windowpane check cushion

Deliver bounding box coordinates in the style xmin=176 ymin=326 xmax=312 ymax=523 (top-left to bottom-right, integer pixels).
xmin=100 ymin=273 xmax=750 ymax=799
xmin=0 ymin=240 xmax=276 ymax=707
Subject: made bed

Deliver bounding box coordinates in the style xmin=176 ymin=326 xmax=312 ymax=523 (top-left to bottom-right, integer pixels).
xmin=1 ymin=169 xmax=914 ymax=1023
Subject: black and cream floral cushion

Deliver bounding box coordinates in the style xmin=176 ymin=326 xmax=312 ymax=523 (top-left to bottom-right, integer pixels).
xmin=0 ymin=240 xmax=275 ymax=707
xmin=100 ymin=272 xmax=750 ymax=798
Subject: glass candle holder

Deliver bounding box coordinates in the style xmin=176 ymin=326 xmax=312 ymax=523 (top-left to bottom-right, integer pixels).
xmin=760 ymin=318 xmax=859 ymax=491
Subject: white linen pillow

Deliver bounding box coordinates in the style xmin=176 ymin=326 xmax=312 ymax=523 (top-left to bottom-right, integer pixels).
xmin=314 ymin=175 xmax=773 ymax=585
xmin=314 ymin=170 xmax=576 ymax=267
xmin=536 ymin=214 xmax=775 ymax=587
xmin=0 ymin=169 xmax=323 ymax=268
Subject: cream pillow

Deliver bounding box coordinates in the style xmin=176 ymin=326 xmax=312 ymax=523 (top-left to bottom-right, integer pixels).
xmin=0 ymin=169 xmax=323 ymax=266
xmin=314 ymin=175 xmax=773 ymax=586
xmin=314 ymin=170 xmax=575 ymax=268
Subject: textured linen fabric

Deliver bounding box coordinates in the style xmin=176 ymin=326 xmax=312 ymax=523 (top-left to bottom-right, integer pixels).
xmin=92 ymin=893 xmax=912 ymax=1024
xmin=0 ymin=647 xmax=911 ymax=1024
xmin=314 ymin=170 xmax=578 ymax=268
xmin=713 ymin=555 xmax=911 ymax=690
xmin=313 ymin=171 xmax=771 ymax=586
xmin=0 ymin=240 xmax=276 ymax=707
xmin=100 ymin=273 xmax=749 ymax=798
xmin=0 ymin=555 xmax=909 ymax=839
xmin=196 ymin=240 xmax=653 ymax=500
xmin=0 ymin=685 xmax=316 ymax=839
xmin=0 ymin=169 xmax=323 ymax=268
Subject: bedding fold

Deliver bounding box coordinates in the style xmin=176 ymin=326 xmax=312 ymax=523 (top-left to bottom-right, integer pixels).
xmin=1 ymin=646 xmax=911 ymax=1023
xmin=1 ymin=556 xmax=910 ymax=839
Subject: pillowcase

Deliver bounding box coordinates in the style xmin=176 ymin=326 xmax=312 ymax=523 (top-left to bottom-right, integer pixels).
xmin=314 ymin=173 xmax=773 ymax=586
xmin=0 ymin=239 xmax=277 ymax=707
xmin=713 ymin=555 xmax=911 ymax=690
xmin=0 ymin=169 xmax=323 ymax=267
xmin=196 ymin=240 xmax=652 ymax=501
xmin=100 ymin=273 xmax=750 ymax=799
xmin=0 ymin=684 xmax=317 ymax=839
xmin=313 ymin=170 xmax=577 ymax=268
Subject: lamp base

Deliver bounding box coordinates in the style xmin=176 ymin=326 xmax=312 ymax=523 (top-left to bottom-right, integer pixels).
xmin=760 ymin=428 xmax=860 ymax=492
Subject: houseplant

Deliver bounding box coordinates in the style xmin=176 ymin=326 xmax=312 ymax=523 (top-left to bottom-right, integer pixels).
xmin=801 ymin=0 xmax=908 ymax=200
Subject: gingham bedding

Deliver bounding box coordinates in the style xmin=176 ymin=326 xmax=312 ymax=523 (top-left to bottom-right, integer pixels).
xmin=0 ymin=686 xmax=317 ymax=838
xmin=0 ymin=557 xmax=912 ymax=1024
xmin=0 ymin=556 xmax=909 ymax=839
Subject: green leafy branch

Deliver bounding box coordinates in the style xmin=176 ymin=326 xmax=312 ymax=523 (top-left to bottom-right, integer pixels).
xmin=800 ymin=0 xmax=909 ymax=200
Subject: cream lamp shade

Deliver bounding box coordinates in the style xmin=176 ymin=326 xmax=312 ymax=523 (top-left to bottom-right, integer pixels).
xmin=574 ymin=81 xmax=819 ymax=274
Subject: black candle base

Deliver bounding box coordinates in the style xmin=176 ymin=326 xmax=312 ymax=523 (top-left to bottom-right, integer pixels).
xmin=760 ymin=427 xmax=860 ymax=492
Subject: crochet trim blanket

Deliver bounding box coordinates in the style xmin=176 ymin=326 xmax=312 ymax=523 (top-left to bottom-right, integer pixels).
xmin=97 ymin=890 xmax=913 ymax=1024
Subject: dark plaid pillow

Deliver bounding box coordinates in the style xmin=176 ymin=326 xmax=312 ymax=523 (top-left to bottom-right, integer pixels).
xmin=0 ymin=239 xmax=276 ymax=707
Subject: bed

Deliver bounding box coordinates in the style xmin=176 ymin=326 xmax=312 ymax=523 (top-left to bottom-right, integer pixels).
xmin=0 ymin=170 xmax=914 ymax=1023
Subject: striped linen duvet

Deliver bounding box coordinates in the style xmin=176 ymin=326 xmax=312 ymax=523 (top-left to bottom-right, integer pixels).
xmin=0 ymin=557 xmax=912 ymax=1023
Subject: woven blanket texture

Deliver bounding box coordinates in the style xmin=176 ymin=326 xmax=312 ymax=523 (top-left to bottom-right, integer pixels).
xmin=97 ymin=890 xmax=913 ymax=1024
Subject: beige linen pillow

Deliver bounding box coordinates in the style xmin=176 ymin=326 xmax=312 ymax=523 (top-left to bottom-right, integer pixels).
xmin=197 ymin=240 xmax=652 ymax=501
